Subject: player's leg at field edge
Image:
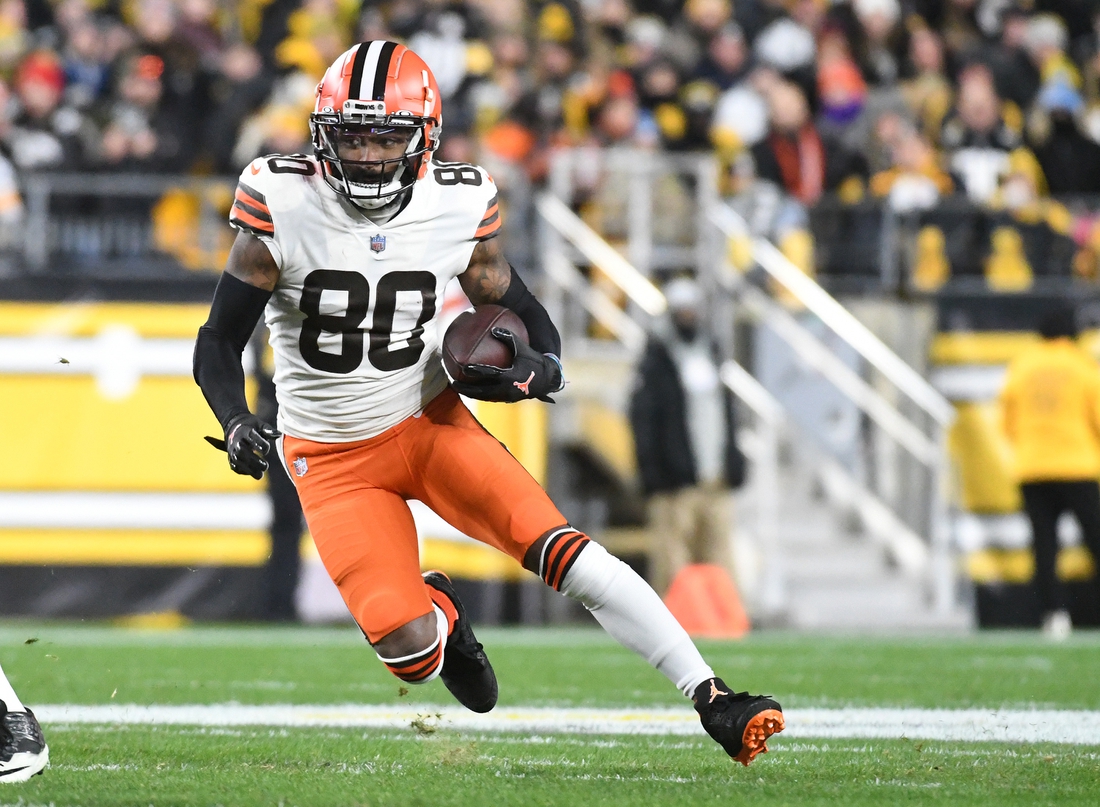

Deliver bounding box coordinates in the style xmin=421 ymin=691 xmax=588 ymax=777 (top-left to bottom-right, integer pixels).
xmin=523 ymin=528 xmax=784 ymax=765
xmin=522 ymin=529 xmax=715 ymax=697
xmin=0 ymin=661 xmax=50 ymax=782
xmin=0 ymin=665 xmax=24 ymax=713
xmin=372 ymin=613 xmax=439 ymax=661
xmin=371 ymin=610 xmax=449 ymax=686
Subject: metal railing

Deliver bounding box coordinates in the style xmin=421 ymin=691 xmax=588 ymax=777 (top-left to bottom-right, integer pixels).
xmin=17 ymin=173 xmax=235 ymax=275
xmin=809 ymin=195 xmax=1100 ymax=294
xmin=536 ymin=194 xmax=667 ymax=317
xmin=718 ymin=360 xmax=786 ymax=618
xmin=12 ymin=168 xmax=546 ymax=282
xmin=536 ymin=184 xmax=788 ymax=621
xmin=538 ymin=147 xmax=963 ymax=618
xmin=711 ymin=204 xmax=957 ymax=427
xmin=711 ymin=202 xmax=957 ymax=613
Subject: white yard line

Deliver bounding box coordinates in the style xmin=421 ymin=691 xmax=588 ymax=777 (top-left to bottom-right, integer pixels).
xmin=34 ymin=705 xmax=1100 ymax=745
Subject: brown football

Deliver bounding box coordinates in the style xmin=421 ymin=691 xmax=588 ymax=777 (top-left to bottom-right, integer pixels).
xmin=442 ymin=305 xmax=529 ymax=383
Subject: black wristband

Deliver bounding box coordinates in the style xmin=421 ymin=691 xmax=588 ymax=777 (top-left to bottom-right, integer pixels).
xmin=193 ymin=272 xmax=272 ymax=431
xmin=497 ymin=265 xmax=562 ymax=357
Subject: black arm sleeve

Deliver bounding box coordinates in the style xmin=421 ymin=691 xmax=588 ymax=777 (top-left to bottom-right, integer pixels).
xmin=193 ymin=272 xmax=273 ymax=431
xmin=497 ymin=265 xmax=562 ymax=358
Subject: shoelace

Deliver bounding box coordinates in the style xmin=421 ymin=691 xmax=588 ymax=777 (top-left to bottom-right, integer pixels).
xmin=447 ymin=618 xmax=486 ymax=657
xmin=451 ymin=635 xmax=487 ymax=661
xmin=700 ymin=691 xmax=753 ymax=720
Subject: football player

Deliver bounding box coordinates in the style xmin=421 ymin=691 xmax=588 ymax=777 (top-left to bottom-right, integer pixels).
xmin=194 ymin=40 xmax=783 ymax=765
xmin=0 ymin=664 xmax=49 ymax=782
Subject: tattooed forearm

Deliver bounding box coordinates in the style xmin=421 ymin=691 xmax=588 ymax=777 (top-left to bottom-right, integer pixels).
xmin=226 ymin=231 xmax=280 ymax=291
xmin=459 ymin=237 xmax=511 ymax=304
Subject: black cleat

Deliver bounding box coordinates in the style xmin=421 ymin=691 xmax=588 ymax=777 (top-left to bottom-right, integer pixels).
xmin=423 ymin=571 xmax=498 ymax=713
xmin=0 ymin=701 xmax=49 ymax=783
xmin=693 ymin=678 xmax=784 ymax=766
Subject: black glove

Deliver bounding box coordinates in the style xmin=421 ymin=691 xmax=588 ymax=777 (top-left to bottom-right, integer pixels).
xmin=204 ymin=413 xmax=280 ymax=480
xmin=451 ymin=327 xmax=565 ymax=403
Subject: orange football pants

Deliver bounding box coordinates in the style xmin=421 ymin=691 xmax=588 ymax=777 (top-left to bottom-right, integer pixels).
xmin=281 ymin=389 xmax=567 ymax=642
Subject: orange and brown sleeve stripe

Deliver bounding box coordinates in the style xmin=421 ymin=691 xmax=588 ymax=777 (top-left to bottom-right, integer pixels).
xmin=380 ymin=640 xmax=443 ymax=684
xmin=474 ymin=193 xmax=501 ymax=241
xmin=539 ymin=528 xmax=590 ymax=591
xmin=230 ymin=181 xmax=274 ymax=236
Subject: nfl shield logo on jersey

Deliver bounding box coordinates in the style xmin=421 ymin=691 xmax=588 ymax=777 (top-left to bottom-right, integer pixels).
xmin=293 ymin=457 xmax=308 ymax=477
xmin=370 ymin=234 xmax=386 ymax=253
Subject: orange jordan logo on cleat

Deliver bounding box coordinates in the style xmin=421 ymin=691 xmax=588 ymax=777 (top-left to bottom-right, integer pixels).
xmin=708 ymin=680 xmax=729 ymax=704
xmin=513 ymin=371 xmax=535 ymax=395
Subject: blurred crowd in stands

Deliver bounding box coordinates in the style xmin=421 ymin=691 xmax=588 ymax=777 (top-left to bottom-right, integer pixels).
xmin=5 ymin=0 xmax=1100 ymax=285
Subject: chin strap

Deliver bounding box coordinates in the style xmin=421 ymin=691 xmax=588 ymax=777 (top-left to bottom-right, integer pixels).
xmin=349 ymin=188 xmax=412 ymax=222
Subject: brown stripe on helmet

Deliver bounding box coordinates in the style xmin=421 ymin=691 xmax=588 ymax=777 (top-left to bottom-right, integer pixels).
xmin=372 ymin=41 xmax=399 ymax=102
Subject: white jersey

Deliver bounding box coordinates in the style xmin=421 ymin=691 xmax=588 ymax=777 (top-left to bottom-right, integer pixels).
xmin=229 ymin=154 xmax=501 ymax=442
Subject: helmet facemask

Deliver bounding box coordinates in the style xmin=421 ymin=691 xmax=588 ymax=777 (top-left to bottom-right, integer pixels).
xmin=311 ymin=102 xmax=439 ymax=208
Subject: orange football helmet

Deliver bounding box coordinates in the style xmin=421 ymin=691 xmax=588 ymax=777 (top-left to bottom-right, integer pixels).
xmin=310 ymin=41 xmax=442 ymax=206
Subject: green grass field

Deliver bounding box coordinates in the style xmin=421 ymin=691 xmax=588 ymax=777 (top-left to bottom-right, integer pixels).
xmin=1 ymin=623 xmax=1099 ymax=806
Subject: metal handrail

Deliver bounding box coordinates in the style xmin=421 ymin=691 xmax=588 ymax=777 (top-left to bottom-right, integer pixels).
xmin=19 ymin=172 xmax=235 ymax=271
xmin=719 ymin=360 xmax=784 ymax=427
xmin=720 ymin=358 xmax=930 ymax=581
xmin=22 ymin=172 xmax=233 ymax=195
xmin=709 ymin=203 xmax=956 ymax=427
xmin=543 ymin=251 xmax=647 ymax=352
xmin=535 ymin=193 xmax=667 ymax=317
xmin=815 ymin=454 xmax=930 ymax=575
xmin=539 ymin=202 xmax=786 ymax=442
xmin=536 ymin=186 xmax=938 ymax=464
xmin=537 ymin=187 xmax=788 ymax=439
xmin=739 ymin=285 xmax=940 ymax=467
xmin=710 ymin=201 xmax=955 ymax=613
xmin=539 ymin=189 xmax=793 ymax=617
xmin=537 ymin=166 xmax=958 ymax=616
xmin=719 ymin=359 xmax=785 ymax=618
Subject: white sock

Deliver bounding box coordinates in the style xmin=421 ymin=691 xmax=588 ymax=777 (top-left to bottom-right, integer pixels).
xmin=559 ymin=542 xmax=715 ymax=697
xmin=0 ymin=662 xmax=25 ymax=711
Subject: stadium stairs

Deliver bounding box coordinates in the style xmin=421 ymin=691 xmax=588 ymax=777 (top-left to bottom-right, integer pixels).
xmin=549 ymin=355 xmax=973 ymax=633
xmin=739 ymin=440 xmax=972 ymax=631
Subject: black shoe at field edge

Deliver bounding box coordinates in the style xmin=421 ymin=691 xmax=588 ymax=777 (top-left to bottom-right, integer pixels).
xmin=0 ymin=700 xmax=49 ymax=783
xmin=423 ymin=571 xmax=499 ymax=713
xmin=692 ymin=677 xmax=784 ymax=766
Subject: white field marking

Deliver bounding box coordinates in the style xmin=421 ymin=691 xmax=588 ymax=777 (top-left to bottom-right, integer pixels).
xmin=33 ymin=705 xmax=1100 ymax=745
xmin=0 ymin=625 xmax=627 ymax=648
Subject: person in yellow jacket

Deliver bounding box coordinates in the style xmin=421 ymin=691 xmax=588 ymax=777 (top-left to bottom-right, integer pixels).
xmin=1000 ymin=304 xmax=1100 ymax=638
